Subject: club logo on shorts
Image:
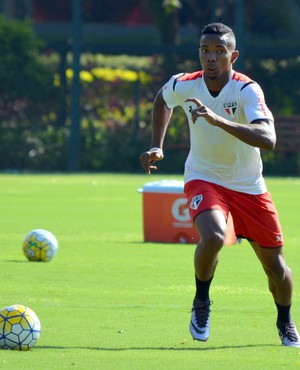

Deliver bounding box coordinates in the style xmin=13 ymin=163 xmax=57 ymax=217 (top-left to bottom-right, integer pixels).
xmin=223 ymin=101 xmax=237 ymax=116
xmin=190 ymin=194 xmax=203 ymax=210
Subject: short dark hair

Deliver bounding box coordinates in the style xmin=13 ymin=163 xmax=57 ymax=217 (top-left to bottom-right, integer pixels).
xmin=201 ymin=23 xmax=236 ymax=49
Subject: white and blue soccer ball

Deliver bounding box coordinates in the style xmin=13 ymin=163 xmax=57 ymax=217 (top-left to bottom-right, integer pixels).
xmin=0 ymin=304 xmax=41 ymax=350
xmin=23 ymin=229 xmax=58 ymax=262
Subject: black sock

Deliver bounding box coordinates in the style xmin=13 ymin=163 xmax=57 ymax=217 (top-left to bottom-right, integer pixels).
xmin=275 ymin=301 xmax=291 ymax=325
xmin=194 ymin=275 xmax=213 ymax=303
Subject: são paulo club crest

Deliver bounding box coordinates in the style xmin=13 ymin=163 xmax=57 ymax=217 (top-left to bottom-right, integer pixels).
xmin=190 ymin=194 xmax=203 ymax=210
xmin=223 ymin=101 xmax=237 ymax=116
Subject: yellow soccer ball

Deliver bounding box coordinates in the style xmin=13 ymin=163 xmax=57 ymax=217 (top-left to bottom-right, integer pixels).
xmin=0 ymin=304 xmax=41 ymax=350
xmin=23 ymin=229 xmax=58 ymax=262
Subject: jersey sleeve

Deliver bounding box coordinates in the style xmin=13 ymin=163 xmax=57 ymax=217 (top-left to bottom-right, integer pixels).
xmin=162 ymin=73 xmax=185 ymax=109
xmin=240 ymin=82 xmax=274 ymax=123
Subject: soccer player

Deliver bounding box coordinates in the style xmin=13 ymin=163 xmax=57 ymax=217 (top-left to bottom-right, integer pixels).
xmin=139 ymin=22 xmax=300 ymax=347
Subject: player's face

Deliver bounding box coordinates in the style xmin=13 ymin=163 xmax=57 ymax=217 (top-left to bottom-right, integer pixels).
xmin=199 ymin=34 xmax=238 ymax=85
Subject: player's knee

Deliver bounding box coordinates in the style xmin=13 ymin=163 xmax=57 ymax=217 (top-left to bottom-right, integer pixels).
xmin=266 ymin=262 xmax=291 ymax=284
xmin=201 ymin=230 xmax=225 ymax=251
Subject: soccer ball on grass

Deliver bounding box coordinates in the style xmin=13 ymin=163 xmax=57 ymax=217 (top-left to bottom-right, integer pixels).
xmin=23 ymin=229 xmax=58 ymax=262
xmin=0 ymin=304 xmax=41 ymax=350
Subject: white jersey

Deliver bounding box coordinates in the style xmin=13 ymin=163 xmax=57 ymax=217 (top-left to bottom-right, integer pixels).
xmin=162 ymin=70 xmax=274 ymax=194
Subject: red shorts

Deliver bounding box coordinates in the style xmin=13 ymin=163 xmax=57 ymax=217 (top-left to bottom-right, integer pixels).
xmin=184 ymin=180 xmax=283 ymax=248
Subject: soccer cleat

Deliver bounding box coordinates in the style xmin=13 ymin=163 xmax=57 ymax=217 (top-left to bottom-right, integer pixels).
xmin=277 ymin=321 xmax=300 ymax=347
xmin=189 ymin=299 xmax=212 ymax=342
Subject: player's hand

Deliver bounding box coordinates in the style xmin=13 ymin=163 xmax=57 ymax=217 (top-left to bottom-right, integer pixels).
xmin=185 ymin=98 xmax=217 ymax=125
xmin=139 ymin=149 xmax=164 ymax=175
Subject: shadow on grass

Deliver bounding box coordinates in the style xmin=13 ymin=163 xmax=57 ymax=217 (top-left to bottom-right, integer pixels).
xmin=3 ymin=260 xmax=28 ymax=263
xmin=37 ymin=344 xmax=278 ymax=351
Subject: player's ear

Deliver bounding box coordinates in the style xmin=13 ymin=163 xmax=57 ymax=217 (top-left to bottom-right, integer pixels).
xmin=231 ymin=50 xmax=239 ymax=64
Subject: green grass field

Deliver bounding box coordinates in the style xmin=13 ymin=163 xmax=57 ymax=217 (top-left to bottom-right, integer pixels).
xmin=0 ymin=173 xmax=300 ymax=369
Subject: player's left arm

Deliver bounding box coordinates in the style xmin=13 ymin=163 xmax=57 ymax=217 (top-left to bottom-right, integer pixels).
xmin=209 ymin=116 xmax=276 ymax=151
xmin=185 ymin=84 xmax=277 ymax=151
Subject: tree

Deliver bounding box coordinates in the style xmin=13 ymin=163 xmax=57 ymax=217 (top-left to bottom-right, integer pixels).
xmin=145 ymin=0 xmax=182 ymax=77
xmin=0 ymin=15 xmax=54 ymax=102
xmin=0 ymin=15 xmax=64 ymax=171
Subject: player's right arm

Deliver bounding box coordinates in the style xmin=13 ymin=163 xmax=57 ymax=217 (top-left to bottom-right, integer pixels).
xmin=139 ymin=89 xmax=173 ymax=174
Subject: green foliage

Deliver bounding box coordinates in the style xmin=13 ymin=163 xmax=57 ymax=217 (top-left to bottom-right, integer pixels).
xmin=244 ymin=56 xmax=300 ymax=116
xmin=0 ymin=15 xmax=55 ymax=100
xmin=244 ymin=0 xmax=300 ymax=39
xmin=0 ymin=15 xmax=63 ymax=171
xmin=64 ymin=54 xmax=161 ymax=172
xmin=0 ymin=14 xmax=300 ymax=174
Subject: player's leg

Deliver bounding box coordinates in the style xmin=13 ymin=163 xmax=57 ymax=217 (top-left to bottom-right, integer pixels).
xmin=190 ymin=209 xmax=227 ymax=341
xmin=194 ymin=209 xmax=227 ymax=281
xmin=250 ymin=242 xmax=292 ymax=305
xmin=250 ymin=241 xmax=300 ymax=347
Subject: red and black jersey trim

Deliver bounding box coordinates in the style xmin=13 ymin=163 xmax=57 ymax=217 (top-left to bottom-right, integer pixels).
xmin=173 ymin=74 xmax=185 ymax=91
xmin=173 ymin=71 xmax=203 ymax=91
xmin=241 ymin=81 xmax=254 ymax=91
